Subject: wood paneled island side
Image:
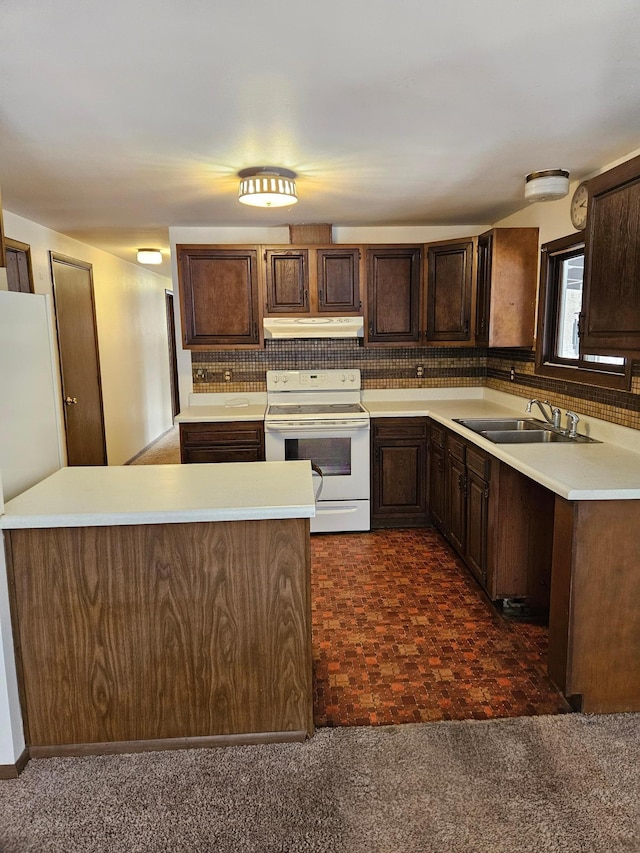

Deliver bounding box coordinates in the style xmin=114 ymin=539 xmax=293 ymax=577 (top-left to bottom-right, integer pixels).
xmin=1 ymin=462 xmax=315 ymax=757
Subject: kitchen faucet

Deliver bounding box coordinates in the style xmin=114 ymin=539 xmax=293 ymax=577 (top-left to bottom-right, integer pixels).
xmin=526 ymin=399 xmax=561 ymax=429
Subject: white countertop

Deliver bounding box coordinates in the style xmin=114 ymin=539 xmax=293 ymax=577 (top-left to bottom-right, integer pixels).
xmin=176 ymin=404 xmax=267 ymax=423
xmin=173 ymin=386 xmax=640 ymax=501
xmin=0 ymin=462 xmax=316 ymax=529
xmin=364 ymin=393 xmax=640 ymax=501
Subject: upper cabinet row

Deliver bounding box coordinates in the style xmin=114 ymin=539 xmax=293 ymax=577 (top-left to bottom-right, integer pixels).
xmin=177 ymin=228 xmax=539 ymax=350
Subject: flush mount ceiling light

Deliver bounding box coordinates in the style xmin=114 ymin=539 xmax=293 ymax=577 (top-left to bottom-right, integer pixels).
xmin=137 ymin=248 xmax=163 ymax=264
xmin=524 ymin=169 xmax=570 ymax=203
xmin=238 ymin=167 xmax=298 ymax=208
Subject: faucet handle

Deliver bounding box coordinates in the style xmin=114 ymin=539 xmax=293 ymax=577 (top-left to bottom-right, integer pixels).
xmin=565 ymin=410 xmax=580 ymax=437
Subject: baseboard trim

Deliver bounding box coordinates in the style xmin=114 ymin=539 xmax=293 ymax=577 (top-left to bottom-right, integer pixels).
xmin=0 ymin=748 xmax=30 ymax=779
xmin=29 ymin=730 xmax=309 ymax=759
xmin=125 ymin=425 xmax=176 ymax=465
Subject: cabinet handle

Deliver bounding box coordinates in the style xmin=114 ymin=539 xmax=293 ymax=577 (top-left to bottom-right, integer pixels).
xmin=368 ymin=320 xmax=374 ymax=336
xmin=253 ymin=320 xmax=258 ymax=338
xmin=458 ymin=472 xmax=467 ymax=497
xmin=577 ymin=312 xmax=584 ymax=339
xmin=318 ymin=287 xmax=323 ymax=302
xmin=463 ymin=318 xmax=469 ymax=336
xmin=304 ymin=289 xmax=308 ymax=307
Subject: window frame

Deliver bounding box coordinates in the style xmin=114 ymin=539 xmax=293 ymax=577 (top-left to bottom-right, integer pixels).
xmin=535 ymin=233 xmax=632 ymax=390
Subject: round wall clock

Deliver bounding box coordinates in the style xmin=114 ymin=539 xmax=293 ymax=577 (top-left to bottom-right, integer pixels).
xmin=570 ymin=183 xmax=589 ymax=230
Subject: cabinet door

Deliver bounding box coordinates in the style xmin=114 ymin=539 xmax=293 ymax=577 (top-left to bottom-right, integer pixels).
xmin=366 ymin=246 xmax=422 ymax=343
xmin=445 ymin=450 xmax=466 ymax=555
xmin=427 ymin=436 xmax=446 ymax=530
xmin=581 ymin=154 xmax=640 ymax=357
xmin=465 ymin=469 xmax=489 ymax=587
xmin=475 ymin=233 xmax=492 ymax=346
xmin=371 ymin=419 xmax=428 ymax=527
xmin=475 ymin=228 xmax=538 ymax=347
xmin=425 ymin=240 xmax=473 ymax=342
xmin=264 ymin=249 xmax=309 ymax=313
xmin=317 ymin=248 xmax=361 ymax=313
xmin=177 ymin=247 xmax=260 ymax=348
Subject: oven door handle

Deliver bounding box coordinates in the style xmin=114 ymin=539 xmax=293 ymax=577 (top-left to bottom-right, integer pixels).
xmin=265 ymin=419 xmax=370 ymax=432
xmin=311 ymin=462 xmax=324 ymax=501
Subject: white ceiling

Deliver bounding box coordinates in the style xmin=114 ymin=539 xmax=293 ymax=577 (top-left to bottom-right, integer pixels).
xmin=1 ymin=0 xmax=639 ymax=279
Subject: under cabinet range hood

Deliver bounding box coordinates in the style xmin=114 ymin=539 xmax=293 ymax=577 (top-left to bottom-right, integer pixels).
xmin=263 ymin=316 xmax=364 ymax=340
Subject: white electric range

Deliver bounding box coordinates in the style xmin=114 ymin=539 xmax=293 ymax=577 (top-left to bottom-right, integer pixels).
xmin=264 ymin=369 xmax=370 ymax=533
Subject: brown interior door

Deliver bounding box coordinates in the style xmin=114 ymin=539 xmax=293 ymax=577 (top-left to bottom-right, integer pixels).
xmin=165 ymin=290 xmax=180 ymax=419
xmin=50 ymin=253 xmax=107 ymax=466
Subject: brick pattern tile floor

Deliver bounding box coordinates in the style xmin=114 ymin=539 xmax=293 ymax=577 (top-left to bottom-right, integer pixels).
xmin=311 ymin=528 xmax=571 ymax=727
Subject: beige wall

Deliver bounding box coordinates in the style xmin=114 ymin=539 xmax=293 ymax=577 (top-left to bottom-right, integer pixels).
xmin=4 ymin=211 xmax=174 ymax=465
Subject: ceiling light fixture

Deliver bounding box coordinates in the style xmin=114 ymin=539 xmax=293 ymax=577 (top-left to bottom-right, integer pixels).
xmin=238 ymin=167 xmax=298 ymax=208
xmin=137 ymin=249 xmax=163 ymax=264
xmin=524 ymin=169 xmax=570 ymax=203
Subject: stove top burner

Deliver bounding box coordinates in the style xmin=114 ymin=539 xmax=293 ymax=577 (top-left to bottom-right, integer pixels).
xmin=267 ymin=403 xmax=366 ymax=417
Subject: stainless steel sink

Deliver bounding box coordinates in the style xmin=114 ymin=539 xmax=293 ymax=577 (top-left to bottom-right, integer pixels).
xmin=454 ymin=418 xmax=543 ymax=432
xmin=481 ymin=429 xmax=574 ymax=443
xmin=452 ymin=417 xmax=600 ymax=444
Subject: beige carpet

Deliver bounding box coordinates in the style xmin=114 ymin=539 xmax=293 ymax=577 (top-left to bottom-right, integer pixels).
xmin=0 ymin=714 xmax=638 ymax=852
xmin=129 ymin=426 xmax=180 ymax=465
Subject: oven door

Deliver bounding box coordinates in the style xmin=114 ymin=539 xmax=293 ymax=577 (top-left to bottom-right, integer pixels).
xmin=264 ymin=420 xmax=370 ymax=501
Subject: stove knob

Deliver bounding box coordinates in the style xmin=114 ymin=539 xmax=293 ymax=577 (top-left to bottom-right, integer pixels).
xmin=339 ymin=373 xmax=346 ymax=382
xmin=272 ymin=375 xmax=279 ymax=384
xmin=348 ymin=373 xmax=355 ymax=382
xmin=281 ymin=375 xmax=288 ymax=383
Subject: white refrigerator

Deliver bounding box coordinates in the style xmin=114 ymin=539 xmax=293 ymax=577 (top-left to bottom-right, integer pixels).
xmin=0 ymin=290 xmax=63 ymax=503
xmin=0 ymin=288 xmax=63 ymax=769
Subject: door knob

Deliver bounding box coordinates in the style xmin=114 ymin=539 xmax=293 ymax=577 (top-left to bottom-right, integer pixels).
xmin=64 ymin=396 xmax=78 ymax=405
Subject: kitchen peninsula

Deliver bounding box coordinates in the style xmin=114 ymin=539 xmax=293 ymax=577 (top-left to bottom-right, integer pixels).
xmin=1 ymin=462 xmax=315 ymax=757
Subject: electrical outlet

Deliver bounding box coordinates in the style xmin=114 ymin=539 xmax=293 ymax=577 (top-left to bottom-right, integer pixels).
xmin=224 ymin=369 xmax=232 ymax=383
xmin=509 ymin=366 xmax=516 ymax=382
xmin=416 ymin=365 xmax=424 ymax=378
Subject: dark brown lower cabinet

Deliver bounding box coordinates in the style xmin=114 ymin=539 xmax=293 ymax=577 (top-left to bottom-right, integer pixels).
xmin=548 ymin=498 xmax=640 ymax=713
xmin=371 ymin=418 xmax=428 ymax=528
xmin=427 ymin=420 xmax=554 ymax=604
xmin=180 ymin=421 xmax=264 ymax=464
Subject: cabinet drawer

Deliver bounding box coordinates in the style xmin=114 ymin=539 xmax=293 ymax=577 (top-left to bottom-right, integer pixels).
xmin=182 ymin=446 xmax=264 ymax=464
xmin=373 ymin=418 xmax=428 ymax=441
xmin=180 ymin=422 xmax=264 ymax=446
xmin=446 ymin=432 xmax=466 ymax=463
xmin=466 ymin=445 xmax=491 ymax=479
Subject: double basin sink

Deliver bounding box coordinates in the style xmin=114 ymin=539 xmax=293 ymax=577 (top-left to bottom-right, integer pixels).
xmin=452 ymin=417 xmax=600 ymax=444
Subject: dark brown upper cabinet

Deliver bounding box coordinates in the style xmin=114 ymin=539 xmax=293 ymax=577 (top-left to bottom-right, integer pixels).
xmin=5 ymin=238 xmax=34 ymax=293
xmin=264 ymin=246 xmax=361 ymax=315
xmin=581 ymin=153 xmax=640 ymax=358
xmin=425 ymin=239 xmax=474 ymax=344
xmin=474 ymin=227 xmax=539 ymax=348
xmin=366 ymin=245 xmax=422 ymax=344
xmin=264 ymin=248 xmax=309 ymax=313
xmin=316 ymin=247 xmax=361 ymax=313
xmin=0 ymin=185 xmax=6 ymax=269
xmin=176 ymin=245 xmax=261 ymax=349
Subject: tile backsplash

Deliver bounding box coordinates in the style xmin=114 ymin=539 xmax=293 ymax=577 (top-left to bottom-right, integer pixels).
xmin=191 ymin=341 xmax=640 ymax=431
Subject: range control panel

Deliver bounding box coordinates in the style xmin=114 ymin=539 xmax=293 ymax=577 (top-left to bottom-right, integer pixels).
xmin=266 ymin=369 xmax=361 ymax=392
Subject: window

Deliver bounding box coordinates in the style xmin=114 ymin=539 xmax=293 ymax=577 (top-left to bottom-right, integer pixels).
xmin=535 ymin=234 xmax=631 ymax=390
